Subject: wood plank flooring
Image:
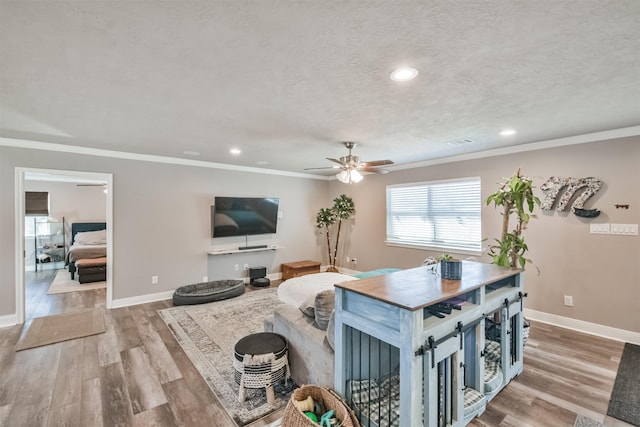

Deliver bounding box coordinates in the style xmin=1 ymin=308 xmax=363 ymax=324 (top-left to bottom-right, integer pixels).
xmin=0 ymin=270 xmax=633 ymax=426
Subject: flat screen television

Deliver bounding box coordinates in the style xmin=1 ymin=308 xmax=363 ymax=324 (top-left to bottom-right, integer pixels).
xmin=212 ymin=196 xmax=279 ymax=238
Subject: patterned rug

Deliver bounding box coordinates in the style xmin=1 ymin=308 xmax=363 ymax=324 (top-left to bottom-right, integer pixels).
xmin=158 ymin=288 xmax=295 ymax=426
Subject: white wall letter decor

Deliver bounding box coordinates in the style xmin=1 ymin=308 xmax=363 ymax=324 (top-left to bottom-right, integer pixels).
xmin=540 ymin=177 xmax=602 ymax=218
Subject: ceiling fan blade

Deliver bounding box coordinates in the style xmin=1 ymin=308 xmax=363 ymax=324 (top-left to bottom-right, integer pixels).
xmin=327 ymin=158 xmax=346 ymax=166
xmin=304 ymin=166 xmax=340 ymax=171
xmin=360 ymin=159 xmax=394 ymax=167
xmin=359 ymin=168 xmax=390 ymax=174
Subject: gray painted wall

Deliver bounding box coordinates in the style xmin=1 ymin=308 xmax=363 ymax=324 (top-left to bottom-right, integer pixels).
xmin=327 ymin=136 xmax=640 ymax=333
xmin=0 ymin=146 xmax=328 ymax=314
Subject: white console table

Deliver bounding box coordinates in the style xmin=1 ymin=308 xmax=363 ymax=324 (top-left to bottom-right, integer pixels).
xmin=334 ymin=261 xmax=525 ymax=426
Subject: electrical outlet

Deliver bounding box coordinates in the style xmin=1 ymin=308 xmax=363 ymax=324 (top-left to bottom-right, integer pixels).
xmin=203 ymin=276 xmax=208 ymax=283
xmin=234 ymin=264 xmax=239 ymax=271
xmin=244 ymin=264 xmax=249 ymax=271
xmin=151 ymin=275 xmax=158 ymax=284
xmin=563 ymin=295 xmax=573 ymax=307
xmin=351 ymin=258 xmax=357 ymax=264
xmin=345 ymin=256 xmax=350 ymax=263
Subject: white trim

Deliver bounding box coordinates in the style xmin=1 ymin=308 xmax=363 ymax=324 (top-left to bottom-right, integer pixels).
xmin=389 ymin=126 xmax=640 ymax=172
xmin=14 ymin=169 xmax=25 ymax=324
xmin=0 ymin=314 xmax=18 ymax=329
xmin=14 ymin=167 xmax=114 ymax=323
xmin=0 ymin=137 xmax=330 ymax=180
xmin=111 ymin=290 xmax=175 ymax=309
xmin=524 ymin=308 xmax=640 ymax=345
xmin=4 ymin=127 xmax=638 ymax=179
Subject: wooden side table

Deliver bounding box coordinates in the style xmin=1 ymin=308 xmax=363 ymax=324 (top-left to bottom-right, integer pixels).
xmin=281 ymin=260 xmax=321 ymax=280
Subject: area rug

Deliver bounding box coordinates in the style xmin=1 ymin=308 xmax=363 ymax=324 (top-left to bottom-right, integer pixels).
xmin=47 ymin=269 xmax=106 ymax=294
xmin=573 ymin=415 xmax=603 ymax=427
xmin=158 ymin=288 xmax=295 ymax=426
xmin=607 ymin=342 xmax=640 ymax=426
xmin=15 ymin=308 xmax=106 ymax=351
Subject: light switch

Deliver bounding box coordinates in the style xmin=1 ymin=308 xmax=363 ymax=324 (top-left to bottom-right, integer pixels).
xmin=610 ymin=224 xmax=639 ymax=236
xmin=590 ymin=223 xmax=609 ymax=234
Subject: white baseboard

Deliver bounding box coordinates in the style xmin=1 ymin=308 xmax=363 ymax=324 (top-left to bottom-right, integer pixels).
xmin=524 ymin=308 xmax=640 ymax=345
xmin=0 ymin=313 xmax=18 ymax=329
xmin=111 ymin=290 xmax=175 ymax=309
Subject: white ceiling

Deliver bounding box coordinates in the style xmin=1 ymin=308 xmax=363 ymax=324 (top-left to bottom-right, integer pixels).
xmin=1 ymin=1 xmax=639 ymax=175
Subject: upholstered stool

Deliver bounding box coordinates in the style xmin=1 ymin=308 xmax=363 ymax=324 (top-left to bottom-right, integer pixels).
xmin=233 ymin=332 xmax=289 ymax=404
xmin=75 ymin=257 xmax=107 ymax=284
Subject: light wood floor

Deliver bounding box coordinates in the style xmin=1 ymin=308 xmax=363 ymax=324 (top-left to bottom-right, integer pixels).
xmin=0 ymin=270 xmax=632 ymax=426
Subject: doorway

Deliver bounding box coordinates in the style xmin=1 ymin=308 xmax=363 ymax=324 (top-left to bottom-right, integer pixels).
xmin=15 ymin=168 xmax=113 ymax=324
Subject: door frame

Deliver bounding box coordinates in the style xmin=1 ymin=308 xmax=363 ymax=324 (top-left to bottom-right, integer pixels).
xmin=14 ymin=167 xmax=114 ymax=323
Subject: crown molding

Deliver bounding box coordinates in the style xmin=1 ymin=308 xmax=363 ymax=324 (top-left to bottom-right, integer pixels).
xmin=388 ymin=126 xmax=640 ymax=172
xmin=0 ymin=137 xmax=331 ymax=180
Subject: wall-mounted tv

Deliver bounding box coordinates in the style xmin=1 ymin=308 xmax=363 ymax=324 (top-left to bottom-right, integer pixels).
xmin=212 ymin=196 xmax=279 ymax=238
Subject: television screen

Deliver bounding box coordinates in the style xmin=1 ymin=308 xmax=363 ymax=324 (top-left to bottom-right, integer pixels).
xmin=212 ymin=196 xmax=279 ymax=238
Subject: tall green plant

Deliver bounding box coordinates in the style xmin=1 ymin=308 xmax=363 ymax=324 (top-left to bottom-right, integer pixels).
xmin=486 ymin=169 xmax=540 ymax=269
xmin=316 ymin=208 xmax=337 ymax=272
xmin=315 ymin=194 xmax=355 ymax=272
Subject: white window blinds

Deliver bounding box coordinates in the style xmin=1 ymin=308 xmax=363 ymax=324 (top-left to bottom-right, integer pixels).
xmin=386 ymin=177 xmax=481 ymax=253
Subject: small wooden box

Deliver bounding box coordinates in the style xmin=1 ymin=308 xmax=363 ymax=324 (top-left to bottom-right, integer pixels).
xmin=281 ymin=260 xmax=321 ymax=281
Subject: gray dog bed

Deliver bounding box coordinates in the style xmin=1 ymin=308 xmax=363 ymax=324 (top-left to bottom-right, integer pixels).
xmin=172 ymin=279 xmax=245 ymax=305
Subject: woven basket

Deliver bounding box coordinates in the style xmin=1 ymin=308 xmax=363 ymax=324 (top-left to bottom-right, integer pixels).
xmin=282 ymin=385 xmax=359 ymax=427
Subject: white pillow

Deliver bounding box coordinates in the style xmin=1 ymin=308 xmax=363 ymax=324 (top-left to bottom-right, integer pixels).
xmin=74 ymin=229 xmax=107 ymax=245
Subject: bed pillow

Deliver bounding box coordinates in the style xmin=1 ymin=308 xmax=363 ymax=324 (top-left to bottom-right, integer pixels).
xmin=74 ymin=229 xmax=107 ymax=245
xmin=314 ymin=289 xmax=335 ymax=330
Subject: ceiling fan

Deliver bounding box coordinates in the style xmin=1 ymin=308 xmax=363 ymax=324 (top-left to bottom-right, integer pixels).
xmin=305 ymin=142 xmax=394 ymax=183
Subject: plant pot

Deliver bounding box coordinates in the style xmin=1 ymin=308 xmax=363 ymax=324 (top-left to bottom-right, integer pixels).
xmin=440 ymin=259 xmax=462 ymax=280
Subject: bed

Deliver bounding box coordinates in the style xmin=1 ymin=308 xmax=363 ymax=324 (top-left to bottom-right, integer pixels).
xmin=66 ymin=222 xmax=107 ymax=279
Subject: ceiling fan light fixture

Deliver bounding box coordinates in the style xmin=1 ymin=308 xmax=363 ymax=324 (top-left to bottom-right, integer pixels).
xmin=390 ymin=67 xmax=418 ymax=82
xmin=336 ymin=169 xmax=363 ymax=184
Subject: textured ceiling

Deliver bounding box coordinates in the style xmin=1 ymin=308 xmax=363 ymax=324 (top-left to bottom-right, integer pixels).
xmin=1 ymin=1 xmax=639 ymax=175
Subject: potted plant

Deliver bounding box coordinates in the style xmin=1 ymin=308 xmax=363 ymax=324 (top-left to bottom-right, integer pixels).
xmin=423 ymin=253 xmax=462 ymax=279
xmin=486 ymin=169 xmax=540 ymax=344
xmin=486 ymin=169 xmax=541 ymax=270
xmin=315 ymin=194 xmax=355 ymax=272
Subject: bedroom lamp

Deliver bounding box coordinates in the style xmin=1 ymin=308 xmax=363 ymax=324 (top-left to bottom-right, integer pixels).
xmin=336 ymin=169 xmax=363 ymax=184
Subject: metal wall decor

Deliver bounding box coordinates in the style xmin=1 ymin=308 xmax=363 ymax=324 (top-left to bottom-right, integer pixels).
xmin=540 ymin=176 xmax=602 ymax=218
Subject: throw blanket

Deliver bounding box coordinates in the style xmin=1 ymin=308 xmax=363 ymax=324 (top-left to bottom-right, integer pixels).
xmin=65 ymin=244 xmax=107 ymax=264
xmin=277 ymin=272 xmax=358 ymax=310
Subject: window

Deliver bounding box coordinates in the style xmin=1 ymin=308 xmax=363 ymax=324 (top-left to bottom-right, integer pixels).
xmin=386 ymin=177 xmax=481 ymax=253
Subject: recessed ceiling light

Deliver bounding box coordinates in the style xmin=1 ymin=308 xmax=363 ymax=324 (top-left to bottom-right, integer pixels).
xmin=230 ymin=148 xmax=242 ymax=155
xmin=182 ymin=150 xmax=200 ymax=156
xmin=500 ymin=129 xmax=517 ymax=136
xmin=390 ymin=67 xmax=418 ymax=82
